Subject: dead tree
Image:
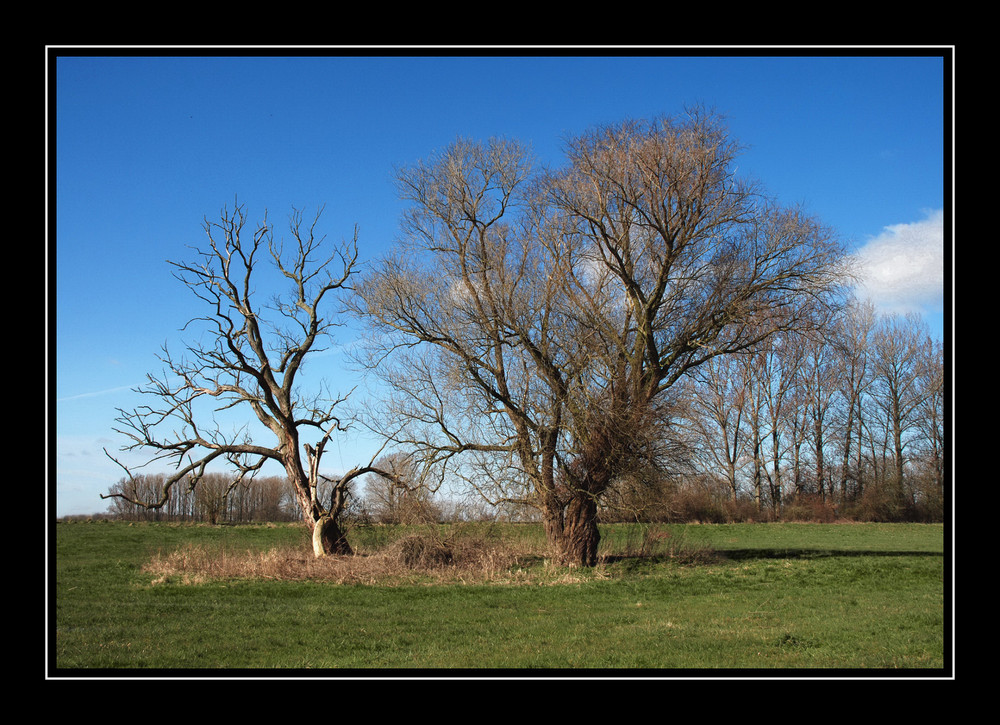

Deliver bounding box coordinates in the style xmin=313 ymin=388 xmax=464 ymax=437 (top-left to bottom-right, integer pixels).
xmin=103 ymin=202 xmax=396 ymax=557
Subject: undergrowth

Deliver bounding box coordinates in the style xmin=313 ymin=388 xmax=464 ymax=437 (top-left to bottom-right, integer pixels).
xmin=144 ymin=523 xmax=721 ymax=586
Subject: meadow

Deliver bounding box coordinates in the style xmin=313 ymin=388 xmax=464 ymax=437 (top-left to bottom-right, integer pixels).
xmin=51 ymin=520 xmax=947 ymax=673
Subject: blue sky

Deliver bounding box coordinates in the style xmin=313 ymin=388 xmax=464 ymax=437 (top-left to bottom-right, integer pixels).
xmin=50 ymin=50 xmax=950 ymax=517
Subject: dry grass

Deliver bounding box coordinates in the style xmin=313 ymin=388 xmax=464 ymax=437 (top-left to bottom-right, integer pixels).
xmin=144 ymin=529 xmax=546 ymax=587
xmin=597 ymin=523 xmax=723 ymax=566
xmin=143 ymin=524 xmax=723 ymax=587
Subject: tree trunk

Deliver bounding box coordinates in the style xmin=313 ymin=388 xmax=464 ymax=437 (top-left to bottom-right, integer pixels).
xmin=290 ymin=471 xmax=353 ymax=558
xmin=311 ymin=514 xmax=353 ymax=558
xmin=540 ymin=492 xmax=600 ymax=567
xmin=542 ymin=503 xmax=564 ymax=558
xmin=558 ymin=495 xmax=600 ymax=567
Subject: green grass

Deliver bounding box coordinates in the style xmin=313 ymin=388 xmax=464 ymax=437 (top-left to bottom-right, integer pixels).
xmin=52 ymin=520 xmax=947 ymax=672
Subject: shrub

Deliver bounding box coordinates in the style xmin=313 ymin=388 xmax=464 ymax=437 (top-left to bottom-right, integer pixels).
xmin=143 ymin=524 xmax=540 ymax=586
xmin=721 ymin=496 xmax=762 ymax=523
xmin=780 ymin=494 xmax=838 ymax=523
xmin=841 ymin=486 xmax=907 ymax=522
xmin=387 ymin=534 xmax=454 ymax=568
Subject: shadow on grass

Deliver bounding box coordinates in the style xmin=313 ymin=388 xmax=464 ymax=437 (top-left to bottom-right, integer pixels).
xmin=717 ymin=548 xmax=944 ymax=560
xmin=599 ymin=548 xmax=942 ymax=569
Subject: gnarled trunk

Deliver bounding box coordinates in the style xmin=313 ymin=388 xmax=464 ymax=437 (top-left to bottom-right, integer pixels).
xmin=560 ymin=495 xmax=600 ymax=567
xmin=290 ymin=469 xmax=352 ymax=558
xmin=543 ymin=493 xmax=601 ymax=567
xmin=311 ymin=513 xmax=353 ymax=557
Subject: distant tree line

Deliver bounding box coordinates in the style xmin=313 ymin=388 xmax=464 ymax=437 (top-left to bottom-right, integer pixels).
xmin=103 ymin=473 xmax=298 ymax=523
xmin=101 ymin=468 xmax=537 ymax=525
xmin=599 ymin=302 xmax=944 ymax=524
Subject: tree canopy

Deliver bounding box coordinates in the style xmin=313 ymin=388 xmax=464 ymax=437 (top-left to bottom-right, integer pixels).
xmin=350 ymin=110 xmax=851 ymax=565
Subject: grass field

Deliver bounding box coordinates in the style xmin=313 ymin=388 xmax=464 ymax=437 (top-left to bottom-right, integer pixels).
xmin=50 ymin=520 xmax=948 ymax=674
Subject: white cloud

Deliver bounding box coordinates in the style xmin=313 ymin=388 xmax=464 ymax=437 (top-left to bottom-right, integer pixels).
xmin=853 ymin=208 xmax=945 ymax=315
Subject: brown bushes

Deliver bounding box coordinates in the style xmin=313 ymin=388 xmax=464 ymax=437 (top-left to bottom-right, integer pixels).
xmin=141 ymin=520 xmax=728 ymax=586
xmin=144 ymin=528 xmax=538 ymax=586
xmin=599 ymin=471 xmax=945 ymax=525
xmin=388 ymin=534 xmax=454 ymax=568
xmin=779 ymin=494 xmax=838 ymax=523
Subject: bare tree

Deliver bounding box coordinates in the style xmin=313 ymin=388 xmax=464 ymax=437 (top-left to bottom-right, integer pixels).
xmin=193 ymin=472 xmax=231 ymax=524
xmin=538 ymin=110 xmax=850 ymax=561
xmin=352 ymin=110 xmax=851 ymax=566
xmin=797 ymin=328 xmax=843 ymax=501
xmin=349 ymin=136 xmax=593 ymax=561
xmin=362 ymin=452 xmax=440 ymax=524
xmin=683 ymin=354 xmax=750 ymax=502
xmin=754 ymin=331 xmax=807 ymax=513
xmin=102 ymin=202 xmax=392 ymax=557
xmin=832 ymin=298 xmax=877 ymax=501
xmin=914 ymin=336 xmax=945 ymax=496
xmin=869 ymin=311 xmax=936 ymax=507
